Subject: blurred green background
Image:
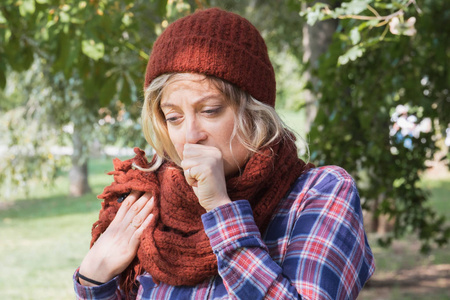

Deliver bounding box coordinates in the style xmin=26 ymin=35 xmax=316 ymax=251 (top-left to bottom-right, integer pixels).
xmin=1 ymin=0 xmax=449 ymax=299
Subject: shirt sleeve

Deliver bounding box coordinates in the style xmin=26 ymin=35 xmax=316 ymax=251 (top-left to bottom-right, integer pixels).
xmin=202 ymin=167 xmax=375 ymax=300
xmin=284 ymin=167 xmax=375 ymax=299
xmin=73 ymin=268 xmax=125 ymax=300
xmin=202 ymin=200 xmax=300 ymax=299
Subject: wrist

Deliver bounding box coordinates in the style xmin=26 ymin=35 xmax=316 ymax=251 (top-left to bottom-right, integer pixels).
xmin=79 ymin=256 xmax=115 ymax=286
xmin=206 ymin=197 xmax=232 ymax=212
xmin=77 ymin=271 xmax=106 ymax=286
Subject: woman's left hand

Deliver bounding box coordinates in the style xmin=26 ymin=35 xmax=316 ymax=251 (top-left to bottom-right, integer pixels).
xmin=181 ymin=143 xmax=231 ymax=211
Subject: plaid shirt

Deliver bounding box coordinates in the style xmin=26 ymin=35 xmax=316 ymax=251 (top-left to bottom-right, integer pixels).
xmin=74 ymin=166 xmax=375 ymax=299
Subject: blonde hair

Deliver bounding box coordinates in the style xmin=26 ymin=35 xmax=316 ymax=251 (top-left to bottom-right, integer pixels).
xmin=138 ymin=73 xmax=305 ymax=171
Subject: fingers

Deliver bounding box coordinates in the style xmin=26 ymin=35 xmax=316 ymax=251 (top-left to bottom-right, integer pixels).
xmin=128 ymin=196 xmax=155 ymax=248
xmin=180 ymin=144 xmax=231 ymax=211
xmin=184 ymin=167 xmax=198 ymax=187
xmin=129 ymin=195 xmax=154 ymax=229
xmin=181 ymin=144 xmax=223 ymax=176
xmin=181 ymin=144 xmax=225 ymax=192
xmin=182 ymin=143 xmax=222 ymax=161
xmin=130 ymin=212 xmax=156 ymax=249
xmin=114 ymin=190 xmax=142 ymax=222
xmin=121 ymin=192 xmax=152 ymax=224
xmin=119 ymin=193 xmax=155 ymax=247
xmin=80 ymin=193 xmax=155 ymax=283
xmin=113 ymin=191 xmax=154 ymax=231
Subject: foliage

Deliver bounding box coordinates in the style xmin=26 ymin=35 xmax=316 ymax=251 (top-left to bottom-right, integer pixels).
xmin=302 ymin=0 xmax=450 ymax=251
xmin=1 ymin=0 xmax=449 ymax=252
xmin=0 ymin=0 xmax=205 ymax=195
xmin=210 ymin=0 xmax=307 ymax=109
xmin=301 ymin=0 xmax=423 ymax=66
xmin=0 ymin=63 xmax=70 ymax=199
xmin=2 ymin=0 xmax=156 ymax=92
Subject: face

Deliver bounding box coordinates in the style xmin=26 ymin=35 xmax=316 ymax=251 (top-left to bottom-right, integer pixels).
xmin=160 ymin=74 xmax=250 ymax=177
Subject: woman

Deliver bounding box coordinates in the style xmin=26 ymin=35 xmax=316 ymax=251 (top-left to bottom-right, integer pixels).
xmin=74 ymin=8 xmax=375 ymax=300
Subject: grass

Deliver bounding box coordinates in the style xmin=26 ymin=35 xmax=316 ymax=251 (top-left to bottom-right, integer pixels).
xmin=0 ymin=155 xmax=449 ymax=299
xmin=371 ymin=177 xmax=450 ymax=272
xmin=422 ymin=177 xmax=450 ymax=221
xmin=369 ymin=176 xmax=450 ymax=272
xmin=0 ymin=157 xmax=118 ymax=300
xmin=359 ymin=172 xmax=450 ymax=299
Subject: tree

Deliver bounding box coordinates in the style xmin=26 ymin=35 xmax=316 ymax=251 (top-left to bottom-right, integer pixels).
xmin=1 ymin=0 xmax=448 ymax=252
xmin=0 ymin=65 xmax=65 ymax=199
xmin=301 ymin=0 xmax=450 ymax=251
xmin=0 ymin=0 xmax=201 ymax=196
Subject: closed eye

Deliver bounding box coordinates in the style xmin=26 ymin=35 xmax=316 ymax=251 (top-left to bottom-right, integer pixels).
xmin=202 ymin=107 xmax=223 ymax=116
xmin=165 ymin=117 xmax=179 ymax=123
xmin=164 ymin=114 xmax=182 ymax=124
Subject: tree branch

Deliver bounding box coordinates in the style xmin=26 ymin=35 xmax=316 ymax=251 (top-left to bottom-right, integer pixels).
xmin=334 ymin=0 xmax=418 ymax=23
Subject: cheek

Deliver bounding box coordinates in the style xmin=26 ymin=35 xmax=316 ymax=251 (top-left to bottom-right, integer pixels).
xmin=220 ymin=117 xmax=240 ymax=158
xmin=231 ymin=139 xmax=250 ymax=164
xmin=222 ymin=131 xmax=250 ymax=172
xmin=167 ymin=127 xmax=185 ymax=159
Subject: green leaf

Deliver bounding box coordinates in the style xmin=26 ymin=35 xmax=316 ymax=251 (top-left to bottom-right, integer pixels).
xmin=0 ymin=69 xmax=6 ymax=89
xmin=358 ymin=19 xmax=380 ymax=30
xmin=338 ymin=45 xmax=366 ymax=65
xmin=81 ymin=39 xmax=105 ymax=60
xmin=373 ymin=2 xmax=395 ymax=10
xmin=4 ymin=28 xmax=11 ymax=43
xmin=100 ymin=76 xmax=118 ymax=106
xmin=22 ymin=47 xmax=34 ymax=70
xmin=19 ymin=0 xmax=35 ymax=16
xmin=286 ymin=0 xmax=301 ymax=12
xmin=156 ymin=0 xmax=168 ymax=17
xmin=82 ymin=73 xmax=96 ymax=98
xmin=59 ymin=11 xmax=70 ymax=23
xmin=64 ymin=40 xmax=81 ymax=77
xmin=122 ymin=13 xmax=133 ymax=27
xmin=53 ymin=34 xmax=71 ymax=72
xmin=350 ymin=27 xmax=361 ymax=45
xmin=119 ymin=76 xmax=132 ymax=105
xmin=0 ymin=10 xmax=6 ymax=24
xmin=301 ymin=3 xmax=329 ymax=26
xmin=340 ymin=0 xmax=371 ymax=15
xmin=4 ymin=34 xmax=34 ymax=72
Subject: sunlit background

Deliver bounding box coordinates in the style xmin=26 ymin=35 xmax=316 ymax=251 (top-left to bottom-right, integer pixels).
xmin=1 ymin=0 xmax=449 ymax=299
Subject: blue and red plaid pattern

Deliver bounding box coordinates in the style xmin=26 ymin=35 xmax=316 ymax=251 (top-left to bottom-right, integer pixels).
xmin=75 ymin=166 xmax=375 ymax=299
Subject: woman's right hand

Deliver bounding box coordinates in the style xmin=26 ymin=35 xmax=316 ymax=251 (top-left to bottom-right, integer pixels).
xmin=78 ymin=191 xmax=155 ymax=286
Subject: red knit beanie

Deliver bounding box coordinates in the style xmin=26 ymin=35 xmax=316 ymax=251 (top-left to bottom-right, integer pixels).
xmin=144 ymin=8 xmax=276 ymax=107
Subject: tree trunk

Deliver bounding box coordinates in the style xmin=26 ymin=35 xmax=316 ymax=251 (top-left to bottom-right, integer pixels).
xmin=301 ymin=1 xmax=338 ymax=132
xmin=69 ymin=125 xmax=91 ymax=197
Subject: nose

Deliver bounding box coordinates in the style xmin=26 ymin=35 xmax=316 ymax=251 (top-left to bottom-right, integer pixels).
xmin=185 ymin=116 xmax=207 ymax=144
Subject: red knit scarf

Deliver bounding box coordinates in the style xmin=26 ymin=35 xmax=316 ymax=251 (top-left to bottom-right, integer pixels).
xmin=92 ymin=138 xmax=313 ymax=293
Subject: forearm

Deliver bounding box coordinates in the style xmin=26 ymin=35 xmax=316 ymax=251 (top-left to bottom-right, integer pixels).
xmin=202 ymin=200 xmax=300 ymax=300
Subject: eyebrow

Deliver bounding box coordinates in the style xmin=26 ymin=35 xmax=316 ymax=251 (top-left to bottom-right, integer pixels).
xmin=160 ymin=94 xmax=224 ymax=108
